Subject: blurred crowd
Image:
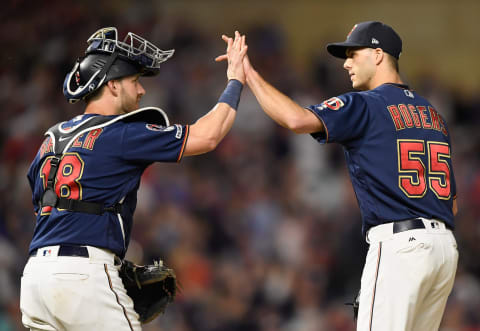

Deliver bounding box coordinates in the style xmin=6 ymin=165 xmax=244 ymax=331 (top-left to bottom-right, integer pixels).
xmin=1 ymin=2 xmax=479 ymax=331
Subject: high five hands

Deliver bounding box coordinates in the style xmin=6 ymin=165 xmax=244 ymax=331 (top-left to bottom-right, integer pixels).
xmin=215 ymin=31 xmax=250 ymax=84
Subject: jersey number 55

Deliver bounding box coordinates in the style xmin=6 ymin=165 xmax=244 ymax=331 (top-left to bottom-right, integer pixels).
xmin=397 ymin=139 xmax=451 ymax=200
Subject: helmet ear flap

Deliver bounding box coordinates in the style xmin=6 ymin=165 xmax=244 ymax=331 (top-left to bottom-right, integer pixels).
xmin=63 ymin=53 xmax=119 ymax=103
xmin=63 ymin=58 xmax=106 ymax=104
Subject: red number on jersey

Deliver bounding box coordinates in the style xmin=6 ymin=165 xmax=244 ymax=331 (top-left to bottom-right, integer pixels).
xmin=39 ymin=153 xmax=84 ymax=214
xmin=428 ymin=142 xmax=451 ymax=199
xmin=398 ymin=140 xmax=427 ymax=197
xmin=397 ymin=140 xmax=451 ymax=199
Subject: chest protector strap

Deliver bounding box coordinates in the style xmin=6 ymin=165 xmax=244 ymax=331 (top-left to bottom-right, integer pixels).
xmin=39 ymin=107 xmax=170 ymax=215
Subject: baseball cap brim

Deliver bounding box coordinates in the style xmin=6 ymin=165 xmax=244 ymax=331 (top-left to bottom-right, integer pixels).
xmin=326 ymin=41 xmax=367 ymax=59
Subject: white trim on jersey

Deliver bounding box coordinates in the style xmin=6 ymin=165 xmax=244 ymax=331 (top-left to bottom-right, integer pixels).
xmin=116 ymin=196 xmax=127 ymax=249
xmin=45 ymin=107 xmax=170 ymax=155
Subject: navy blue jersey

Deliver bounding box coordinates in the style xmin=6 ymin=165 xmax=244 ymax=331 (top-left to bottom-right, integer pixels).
xmin=27 ymin=113 xmax=189 ymax=258
xmin=307 ymin=83 xmax=456 ymax=235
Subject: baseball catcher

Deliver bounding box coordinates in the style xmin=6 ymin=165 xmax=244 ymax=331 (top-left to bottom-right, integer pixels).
xmin=21 ymin=25 xmax=247 ymax=330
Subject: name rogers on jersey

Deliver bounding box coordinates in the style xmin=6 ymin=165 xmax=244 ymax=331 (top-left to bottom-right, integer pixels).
xmin=40 ymin=128 xmax=103 ymax=157
xmin=387 ymin=103 xmax=447 ymax=135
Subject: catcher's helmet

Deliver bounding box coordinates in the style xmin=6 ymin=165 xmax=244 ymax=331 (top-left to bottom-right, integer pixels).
xmin=63 ymin=27 xmax=174 ymax=104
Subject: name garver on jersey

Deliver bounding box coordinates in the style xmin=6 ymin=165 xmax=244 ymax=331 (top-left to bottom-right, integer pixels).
xmin=39 ymin=127 xmax=104 ymax=157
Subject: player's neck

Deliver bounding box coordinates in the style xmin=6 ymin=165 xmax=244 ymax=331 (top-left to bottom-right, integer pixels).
xmin=84 ymin=98 xmax=122 ymax=116
xmin=369 ymin=70 xmax=403 ymax=90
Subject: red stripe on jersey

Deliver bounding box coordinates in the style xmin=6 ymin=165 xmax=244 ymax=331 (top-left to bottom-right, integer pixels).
xmin=177 ymin=125 xmax=189 ymax=162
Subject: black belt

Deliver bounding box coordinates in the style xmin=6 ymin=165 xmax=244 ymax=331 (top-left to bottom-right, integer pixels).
xmin=29 ymin=245 xmax=89 ymax=258
xmin=393 ymin=218 xmax=425 ymax=233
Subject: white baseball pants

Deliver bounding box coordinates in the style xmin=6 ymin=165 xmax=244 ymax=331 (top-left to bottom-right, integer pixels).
xmin=357 ymin=218 xmax=458 ymax=331
xmin=20 ymin=245 xmax=141 ymax=331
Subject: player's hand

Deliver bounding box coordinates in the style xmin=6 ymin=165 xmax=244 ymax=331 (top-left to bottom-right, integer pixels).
xmin=242 ymin=54 xmax=254 ymax=79
xmin=215 ymin=31 xmax=248 ymax=84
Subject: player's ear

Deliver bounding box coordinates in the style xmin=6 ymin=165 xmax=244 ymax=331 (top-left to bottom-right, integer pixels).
xmin=106 ymin=80 xmax=119 ymax=97
xmin=374 ymin=48 xmax=384 ymax=65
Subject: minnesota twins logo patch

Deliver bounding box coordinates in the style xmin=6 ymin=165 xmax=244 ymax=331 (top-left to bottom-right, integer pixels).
xmin=145 ymin=124 xmax=182 ymax=139
xmin=146 ymin=124 xmax=170 ymax=131
xmin=317 ymin=97 xmax=345 ymax=111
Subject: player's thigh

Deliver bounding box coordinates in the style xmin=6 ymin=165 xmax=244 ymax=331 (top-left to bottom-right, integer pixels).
xmin=357 ymin=241 xmax=383 ymax=331
xmin=21 ymin=260 xmax=59 ymax=331
xmin=22 ymin=259 xmax=139 ymax=331
xmin=95 ymin=263 xmax=141 ymax=331
xmin=357 ymin=232 xmax=435 ymax=331
xmin=51 ymin=261 xmax=141 ymax=331
xmin=412 ymin=233 xmax=458 ymax=331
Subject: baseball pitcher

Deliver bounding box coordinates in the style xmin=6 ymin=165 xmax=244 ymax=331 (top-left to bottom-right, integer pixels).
xmin=218 ymin=21 xmax=458 ymax=331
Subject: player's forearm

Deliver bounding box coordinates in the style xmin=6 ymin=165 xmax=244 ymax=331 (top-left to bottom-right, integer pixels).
xmin=219 ymin=106 xmax=236 ymax=139
xmin=183 ymin=103 xmax=236 ymax=156
xmin=246 ymin=69 xmax=295 ymax=127
xmin=204 ymin=103 xmax=236 ymax=144
xmin=246 ymin=68 xmax=322 ymax=134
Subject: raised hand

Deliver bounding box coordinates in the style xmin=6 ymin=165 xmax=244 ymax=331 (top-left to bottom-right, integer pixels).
xmin=215 ymin=31 xmax=248 ymax=84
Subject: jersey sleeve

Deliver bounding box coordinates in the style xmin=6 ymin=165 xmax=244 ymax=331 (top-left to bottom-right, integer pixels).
xmin=307 ymin=92 xmax=369 ymax=144
xmin=121 ymin=122 xmax=189 ymax=163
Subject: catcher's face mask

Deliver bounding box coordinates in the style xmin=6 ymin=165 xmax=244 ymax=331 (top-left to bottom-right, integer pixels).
xmin=63 ymin=27 xmax=175 ymax=104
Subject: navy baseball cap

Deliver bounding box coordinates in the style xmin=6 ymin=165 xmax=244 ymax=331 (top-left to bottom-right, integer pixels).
xmin=326 ymin=21 xmax=402 ymax=59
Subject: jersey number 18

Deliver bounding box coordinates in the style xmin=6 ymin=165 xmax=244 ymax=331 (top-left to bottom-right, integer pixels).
xmin=39 ymin=153 xmax=85 ymax=214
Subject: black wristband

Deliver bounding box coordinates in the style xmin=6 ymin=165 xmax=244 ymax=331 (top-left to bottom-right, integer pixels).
xmin=218 ymin=79 xmax=243 ymax=111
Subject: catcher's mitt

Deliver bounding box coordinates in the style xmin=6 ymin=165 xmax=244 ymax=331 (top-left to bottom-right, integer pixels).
xmin=119 ymin=259 xmax=177 ymax=323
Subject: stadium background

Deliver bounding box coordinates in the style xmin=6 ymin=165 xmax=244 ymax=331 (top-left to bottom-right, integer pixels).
xmin=1 ymin=0 xmax=479 ymax=330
